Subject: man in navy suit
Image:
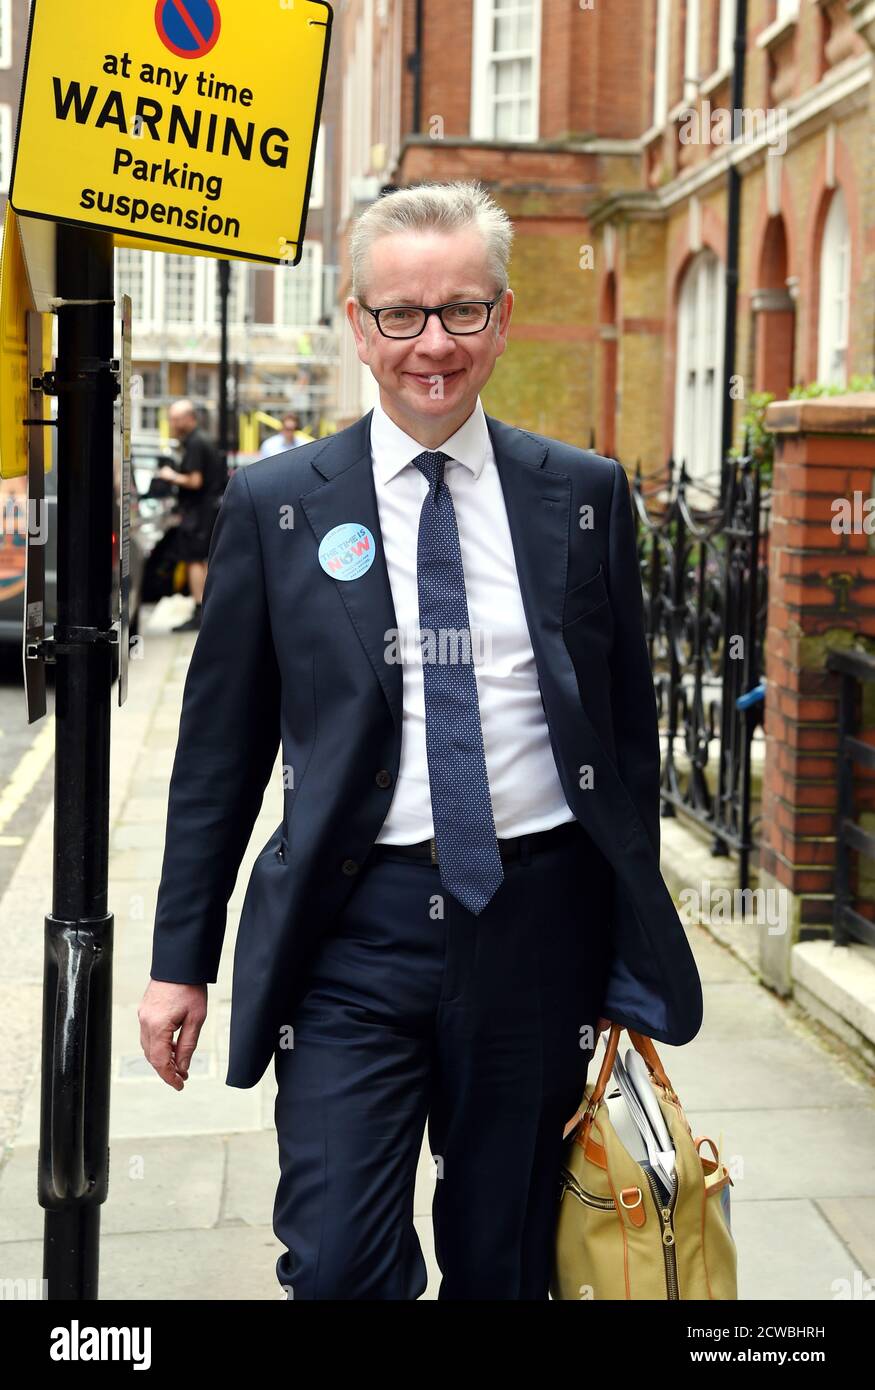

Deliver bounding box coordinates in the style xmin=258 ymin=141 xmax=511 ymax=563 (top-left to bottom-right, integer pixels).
xmin=139 ymin=180 xmax=702 ymax=1300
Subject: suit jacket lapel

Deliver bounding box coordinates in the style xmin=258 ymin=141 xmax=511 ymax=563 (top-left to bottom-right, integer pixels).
xmin=299 ymin=410 xmax=403 ymax=734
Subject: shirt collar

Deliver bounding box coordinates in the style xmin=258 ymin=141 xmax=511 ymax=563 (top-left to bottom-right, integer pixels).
xmin=370 ymin=395 xmax=490 ymax=485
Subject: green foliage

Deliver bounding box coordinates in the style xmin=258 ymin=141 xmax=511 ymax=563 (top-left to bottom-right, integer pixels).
xmin=790 ymin=373 xmax=875 ymax=399
xmin=728 ymin=375 xmax=875 ymax=486
xmin=728 ymin=391 xmax=777 ymax=484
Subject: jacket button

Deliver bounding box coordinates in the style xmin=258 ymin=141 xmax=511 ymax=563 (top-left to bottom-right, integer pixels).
xmin=341 ymin=858 xmax=359 ymax=876
xmin=375 ymin=770 xmax=392 ymax=788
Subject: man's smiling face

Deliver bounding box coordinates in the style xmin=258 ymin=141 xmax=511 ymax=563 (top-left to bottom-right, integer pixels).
xmin=346 ymin=226 xmax=513 ymax=447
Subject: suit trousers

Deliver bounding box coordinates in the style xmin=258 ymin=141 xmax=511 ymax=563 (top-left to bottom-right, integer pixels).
xmin=272 ymin=818 xmax=615 ymax=1300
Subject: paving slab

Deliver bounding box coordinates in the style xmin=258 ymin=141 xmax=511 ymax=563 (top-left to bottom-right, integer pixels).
xmin=3 ymin=620 xmax=875 ymax=1304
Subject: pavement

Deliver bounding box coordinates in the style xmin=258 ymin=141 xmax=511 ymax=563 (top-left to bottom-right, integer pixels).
xmin=1 ymin=600 xmax=875 ymax=1300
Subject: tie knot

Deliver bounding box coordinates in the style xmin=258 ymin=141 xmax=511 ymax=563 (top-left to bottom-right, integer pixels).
xmin=411 ymin=449 xmax=452 ymax=498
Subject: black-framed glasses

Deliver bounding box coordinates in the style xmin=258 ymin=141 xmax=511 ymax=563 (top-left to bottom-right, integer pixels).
xmin=359 ymin=293 xmax=503 ymax=339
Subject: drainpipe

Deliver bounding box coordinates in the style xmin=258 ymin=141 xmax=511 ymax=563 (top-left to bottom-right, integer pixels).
xmin=406 ymin=0 xmax=424 ymax=133
xmin=720 ymin=0 xmax=749 ymax=498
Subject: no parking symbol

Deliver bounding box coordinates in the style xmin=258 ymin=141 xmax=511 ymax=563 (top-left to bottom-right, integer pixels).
xmin=155 ymin=0 xmax=221 ymax=60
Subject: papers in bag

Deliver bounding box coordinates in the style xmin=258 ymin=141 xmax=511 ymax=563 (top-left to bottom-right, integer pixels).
xmin=605 ymin=1048 xmax=677 ymax=1203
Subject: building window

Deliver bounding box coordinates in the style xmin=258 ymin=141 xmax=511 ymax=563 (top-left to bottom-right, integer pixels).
xmin=0 ymin=103 xmax=11 ymax=191
xmin=683 ymin=0 xmax=701 ymax=101
xmin=471 ymin=0 xmax=541 ymax=142
xmin=817 ymin=187 xmax=850 ymax=388
xmin=191 ymin=367 xmax=214 ymax=400
xmin=115 ymin=247 xmax=158 ymax=330
xmin=674 ymin=249 xmax=725 ymax=485
xmin=275 ymin=241 xmax=322 ymax=326
xmin=139 ymin=368 xmax=161 ymax=397
xmin=0 ymin=0 xmax=12 ymax=69
xmin=163 ymin=254 xmax=197 ymax=325
xmin=132 ymin=367 xmax=162 ymax=434
xmin=116 ymin=247 xmax=145 ymax=325
xmin=718 ymin=0 xmax=736 ymax=72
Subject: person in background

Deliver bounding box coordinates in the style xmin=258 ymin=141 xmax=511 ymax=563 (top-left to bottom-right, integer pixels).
xmin=259 ymin=411 xmax=306 ymax=458
xmin=158 ymin=399 xmax=227 ymax=633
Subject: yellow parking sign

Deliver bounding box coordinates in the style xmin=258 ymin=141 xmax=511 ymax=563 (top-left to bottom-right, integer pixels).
xmin=0 ymin=206 xmax=53 ymax=480
xmin=9 ymin=0 xmax=332 ymax=266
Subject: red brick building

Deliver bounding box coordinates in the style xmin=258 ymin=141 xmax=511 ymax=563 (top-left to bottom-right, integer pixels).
xmin=334 ymin=0 xmax=872 ymax=484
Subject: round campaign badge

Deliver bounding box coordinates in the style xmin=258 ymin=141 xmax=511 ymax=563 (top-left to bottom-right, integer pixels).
xmin=318 ymin=523 xmax=376 ymax=582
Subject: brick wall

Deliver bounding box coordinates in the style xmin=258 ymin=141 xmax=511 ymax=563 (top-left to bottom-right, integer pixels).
xmin=761 ymin=394 xmax=875 ymax=959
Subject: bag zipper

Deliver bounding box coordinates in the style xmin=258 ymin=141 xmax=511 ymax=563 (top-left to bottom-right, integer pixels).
xmin=560 ymin=1165 xmax=682 ymax=1299
xmin=644 ymin=1167 xmax=679 ymax=1299
xmin=558 ymin=1168 xmax=616 ymax=1210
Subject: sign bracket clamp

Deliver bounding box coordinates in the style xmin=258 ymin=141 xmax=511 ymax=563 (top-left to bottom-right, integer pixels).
xmin=29 ymin=360 xmax=121 ymax=400
xmin=28 ymin=623 xmax=120 ymax=666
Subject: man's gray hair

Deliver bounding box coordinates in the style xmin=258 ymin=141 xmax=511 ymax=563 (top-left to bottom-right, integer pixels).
xmin=349 ymin=180 xmax=514 ymax=305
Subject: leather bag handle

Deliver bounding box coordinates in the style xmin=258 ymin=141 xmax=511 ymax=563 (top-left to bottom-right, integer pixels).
xmin=562 ymin=1024 xmax=678 ymax=1140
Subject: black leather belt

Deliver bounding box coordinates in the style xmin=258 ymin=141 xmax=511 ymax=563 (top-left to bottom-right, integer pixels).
xmin=369 ymin=819 xmax=582 ymax=866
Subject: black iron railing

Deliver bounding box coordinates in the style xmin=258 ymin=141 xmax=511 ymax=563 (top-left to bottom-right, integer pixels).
xmin=628 ymin=441 xmax=770 ymax=890
xmin=826 ymin=648 xmax=875 ymax=949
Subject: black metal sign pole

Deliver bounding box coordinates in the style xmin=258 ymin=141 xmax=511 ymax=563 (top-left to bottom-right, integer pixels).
xmin=37 ymin=223 xmax=118 ymax=1299
xmin=719 ymin=0 xmax=749 ymax=505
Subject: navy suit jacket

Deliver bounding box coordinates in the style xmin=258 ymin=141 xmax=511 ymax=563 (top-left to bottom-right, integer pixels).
xmin=150 ymin=409 xmax=703 ymax=1087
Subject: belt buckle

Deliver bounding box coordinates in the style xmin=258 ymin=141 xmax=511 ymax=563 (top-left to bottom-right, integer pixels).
xmin=429 ymin=836 xmax=438 ymax=865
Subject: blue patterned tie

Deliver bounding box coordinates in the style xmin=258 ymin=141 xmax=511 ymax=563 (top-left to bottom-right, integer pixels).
xmin=411 ymin=450 xmax=504 ymax=915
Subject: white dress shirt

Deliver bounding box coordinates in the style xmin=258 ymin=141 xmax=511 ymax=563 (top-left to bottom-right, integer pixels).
xmin=371 ymin=394 xmax=576 ymax=844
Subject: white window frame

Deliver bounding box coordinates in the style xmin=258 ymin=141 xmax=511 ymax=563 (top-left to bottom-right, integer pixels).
xmin=0 ymin=103 xmax=11 ymax=191
xmin=683 ymin=0 xmax=701 ymax=102
xmin=114 ymin=246 xmax=158 ymax=333
xmin=131 ymin=365 xmax=162 ymax=436
xmin=159 ymin=252 xmax=212 ymax=328
xmin=673 ymin=249 xmax=726 ymax=485
xmin=817 ymin=187 xmax=850 ymax=388
xmin=471 ymin=0 xmax=541 ymax=142
xmin=274 ymin=240 xmax=323 ymax=327
xmin=0 ymin=0 xmax=12 ymax=69
xmin=718 ymin=0 xmax=736 ymax=73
